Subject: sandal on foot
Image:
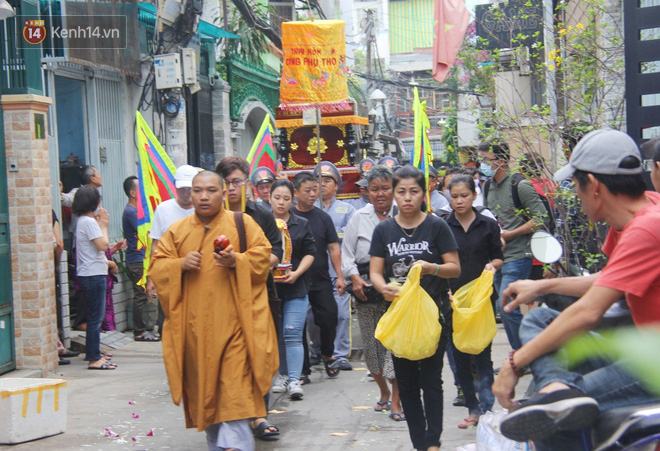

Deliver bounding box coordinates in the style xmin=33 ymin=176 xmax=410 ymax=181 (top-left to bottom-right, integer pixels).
xmin=252 ymin=421 xmax=279 ymax=441
xmin=88 ymin=362 xmax=117 ymax=370
xmin=374 ymin=401 xmax=391 ymax=412
xmin=389 ymin=411 xmax=406 ymax=422
xmin=135 ymin=332 xmax=161 ymax=342
xmin=323 ymin=358 xmax=340 ymax=378
xmin=458 ymin=418 xmax=479 ymax=429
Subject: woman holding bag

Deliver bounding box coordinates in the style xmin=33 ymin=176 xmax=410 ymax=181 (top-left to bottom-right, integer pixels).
xmin=369 ymin=165 xmax=460 ymax=451
xmin=341 ymin=165 xmax=403 ymax=419
xmin=270 ymin=179 xmax=316 ymax=400
xmin=445 ymin=174 xmax=503 ymax=429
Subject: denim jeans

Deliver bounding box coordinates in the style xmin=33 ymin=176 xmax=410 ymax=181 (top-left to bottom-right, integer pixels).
xmin=126 ymin=262 xmax=148 ymax=336
xmin=452 ymin=342 xmax=495 ymax=415
xmin=521 ymin=308 xmax=660 ymax=451
xmin=278 ymin=296 xmax=309 ymax=382
xmin=393 ymin=332 xmax=448 ymax=450
xmin=78 ymin=275 xmax=106 ymax=362
xmin=494 ymin=257 xmax=532 ymax=350
xmin=445 ymin=342 xmax=460 ymax=387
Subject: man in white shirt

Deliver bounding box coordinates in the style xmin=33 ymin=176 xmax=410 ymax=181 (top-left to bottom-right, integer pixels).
xmin=145 ymin=164 xmax=198 ymax=333
xmin=61 ymin=165 xmax=102 ymax=207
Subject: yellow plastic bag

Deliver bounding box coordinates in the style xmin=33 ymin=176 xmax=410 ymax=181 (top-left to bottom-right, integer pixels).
xmin=375 ymin=264 xmax=442 ymax=360
xmin=451 ymin=270 xmax=496 ymax=355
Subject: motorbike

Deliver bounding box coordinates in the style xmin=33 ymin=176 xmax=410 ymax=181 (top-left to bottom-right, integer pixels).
xmin=526 ymin=231 xmax=660 ymax=451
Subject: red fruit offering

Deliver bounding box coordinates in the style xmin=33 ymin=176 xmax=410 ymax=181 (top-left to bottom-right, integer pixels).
xmin=214 ymin=235 xmax=230 ymax=253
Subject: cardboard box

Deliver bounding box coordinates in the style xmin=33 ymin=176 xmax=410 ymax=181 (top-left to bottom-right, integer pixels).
xmin=0 ymin=378 xmax=67 ymax=444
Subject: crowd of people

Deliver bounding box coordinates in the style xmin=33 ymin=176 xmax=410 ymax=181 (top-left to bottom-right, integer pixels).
xmin=56 ymin=128 xmax=660 ymax=451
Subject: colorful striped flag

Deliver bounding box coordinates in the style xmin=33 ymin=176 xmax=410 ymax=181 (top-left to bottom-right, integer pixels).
xmin=246 ymin=115 xmax=277 ymax=176
xmin=135 ymin=111 xmax=177 ymax=286
xmin=410 ymin=87 xmax=434 ymax=212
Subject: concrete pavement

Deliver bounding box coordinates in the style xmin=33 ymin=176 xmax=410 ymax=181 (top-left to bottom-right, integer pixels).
xmin=0 ymin=321 xmax=524 ymax=450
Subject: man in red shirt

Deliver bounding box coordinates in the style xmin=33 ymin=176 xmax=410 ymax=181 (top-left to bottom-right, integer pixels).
xmin=492 ymin=129 xmax=660 ymax=449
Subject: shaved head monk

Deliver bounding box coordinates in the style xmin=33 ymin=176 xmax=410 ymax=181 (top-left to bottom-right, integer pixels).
xmin=150 ymin=170 xmax=278 ymax=450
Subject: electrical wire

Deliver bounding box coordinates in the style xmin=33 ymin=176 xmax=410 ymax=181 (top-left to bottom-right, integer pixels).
xmin=355 ymin=72 xmax=481 ymax=95
xmin=231 ymin=0 xmax=282 ymax=48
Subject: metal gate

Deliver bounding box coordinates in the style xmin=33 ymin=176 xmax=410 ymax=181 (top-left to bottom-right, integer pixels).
xmin=0 ymin=108 xmax=16 ymax=375
xmin=91 ymin=76 xmax=125 ymax=240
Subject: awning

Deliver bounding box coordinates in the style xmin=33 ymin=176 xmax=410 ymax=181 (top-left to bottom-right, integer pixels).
xmin=137 ymin=3 xmax=240 ymax=40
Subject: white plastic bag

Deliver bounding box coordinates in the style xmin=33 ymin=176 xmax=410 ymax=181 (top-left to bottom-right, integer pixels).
xmin=476 ymin=411 xmax=532 ymax=451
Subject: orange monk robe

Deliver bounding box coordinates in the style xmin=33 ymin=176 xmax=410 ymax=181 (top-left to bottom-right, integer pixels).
xmin=149 ymin=209 xmax=279 ymax=431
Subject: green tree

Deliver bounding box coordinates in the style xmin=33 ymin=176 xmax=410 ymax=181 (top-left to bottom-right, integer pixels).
xmin=445 ymin=0 xmax=624 ymax=272
xmin=222 ymin=4 xmax=272 ymax=66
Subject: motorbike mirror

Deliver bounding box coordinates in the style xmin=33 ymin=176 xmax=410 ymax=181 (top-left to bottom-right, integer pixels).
xmin=530 ymin=231 xmax=563 ymax=264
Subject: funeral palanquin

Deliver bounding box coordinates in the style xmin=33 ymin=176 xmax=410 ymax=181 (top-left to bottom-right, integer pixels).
xmin=275 ymin=105 xmax=368 ymax=200
xmin=276 ymin=20 xmax=368 ymax=201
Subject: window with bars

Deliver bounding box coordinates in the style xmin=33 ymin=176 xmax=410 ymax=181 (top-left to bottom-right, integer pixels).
xmin=269 ymin=0 xmax=295 ymax=36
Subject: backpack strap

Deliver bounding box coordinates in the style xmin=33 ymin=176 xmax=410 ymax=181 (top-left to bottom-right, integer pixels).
xmin=510 ymin=173 xmax=526 ymax=212
xmin=483 ymin=178 xmax=491 ymax=201
xmin=233 ymin=211 xmax=247 ymax=253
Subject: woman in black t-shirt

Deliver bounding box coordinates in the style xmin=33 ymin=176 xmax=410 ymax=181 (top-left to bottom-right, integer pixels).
xmin=369 ymin=165 xmax=460 ymax=451
xmin=446 ymin=174 xmax=503 ymax=430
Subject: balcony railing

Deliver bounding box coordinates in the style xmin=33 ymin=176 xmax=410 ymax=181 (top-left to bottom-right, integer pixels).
xmin=1 ymin=18 xmax=28 ymax=92
xmin=1 ymin=1 xmax=43 ymax=95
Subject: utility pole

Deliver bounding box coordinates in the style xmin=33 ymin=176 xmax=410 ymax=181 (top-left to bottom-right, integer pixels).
xmin=364 ymin=9 xmax=375 ymax=83
xmin=543 ymin=0 xmax=559 ymax=171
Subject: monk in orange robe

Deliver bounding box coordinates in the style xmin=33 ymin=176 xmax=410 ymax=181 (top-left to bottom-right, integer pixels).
xmin=150 ymin=171 xmax=278 ymax=450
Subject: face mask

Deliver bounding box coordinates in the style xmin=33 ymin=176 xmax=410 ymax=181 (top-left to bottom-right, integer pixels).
xmin=480 ymin=162 xmax=495 ymax=177
xmin=443 ymin=189 xmax=451 ymax=201
xmin=94 ymin=206 xmax=100 ymax=216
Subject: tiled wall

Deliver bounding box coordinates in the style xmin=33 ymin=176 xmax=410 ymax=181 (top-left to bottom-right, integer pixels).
xmin=2 ymin=94 xmax=58 ymax=376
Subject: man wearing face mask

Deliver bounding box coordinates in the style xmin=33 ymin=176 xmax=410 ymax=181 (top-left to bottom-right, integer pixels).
xmin=480 ymin=143 xmax=549 ymax=351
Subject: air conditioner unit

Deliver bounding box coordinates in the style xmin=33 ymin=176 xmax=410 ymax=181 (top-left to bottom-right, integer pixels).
xmin=159 ymin=0 xmax=184 ymax=27
xmin=518 ymin=46 xmax=531 ymax=76
xmin=499 ymin=48 xmax=515 ymax=71
xmin=499 ymin=47 xmax=532 ymax=75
